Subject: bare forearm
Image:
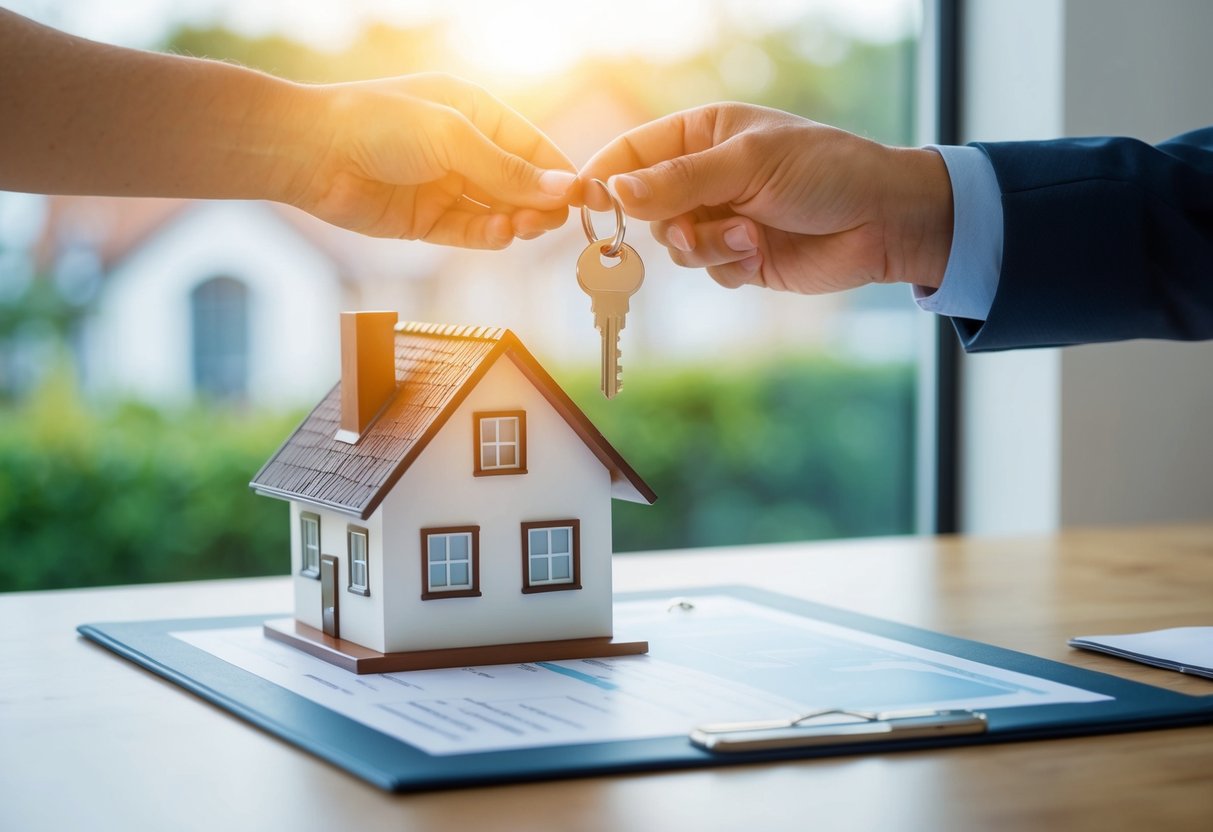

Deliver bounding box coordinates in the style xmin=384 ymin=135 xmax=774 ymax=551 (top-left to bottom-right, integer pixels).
xmin=0 ymin=9 xmax=319 ymax=201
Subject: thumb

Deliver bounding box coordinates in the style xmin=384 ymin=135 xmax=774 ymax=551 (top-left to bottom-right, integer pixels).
xmin=442 ymin=113 xmax=575 ymax=208
xmin=607 ymin=139 xmax=749 ymax=221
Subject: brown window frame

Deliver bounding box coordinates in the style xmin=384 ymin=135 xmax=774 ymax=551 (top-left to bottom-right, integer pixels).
xmin=420 ymin=525 xmax=482 ymax=600
xmin=299 ymin=511 xmax=321 ymax=579
xmin=520 ymin=519 xmax=582 ymax=594
xmin=347 ymin=524 xmax=370 ymax=596
xmin=473 ymin=410 xmax=527 ymax=476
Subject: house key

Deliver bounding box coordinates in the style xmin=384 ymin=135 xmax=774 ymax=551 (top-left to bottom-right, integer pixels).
xmin=578 ymin=179 xmax=644 ymax=399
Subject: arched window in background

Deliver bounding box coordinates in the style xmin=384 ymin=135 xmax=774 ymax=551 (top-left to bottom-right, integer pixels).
xmin=190 ymin=275 xmax=249 ymax=401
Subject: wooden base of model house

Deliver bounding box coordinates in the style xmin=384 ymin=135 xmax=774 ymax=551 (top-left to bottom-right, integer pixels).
xmin=263 ymin=618 xmax=649 ymax=674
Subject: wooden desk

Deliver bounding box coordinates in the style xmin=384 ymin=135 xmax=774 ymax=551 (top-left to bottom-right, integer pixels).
xmin=2 ymin=525 xmax=1211 ymax=831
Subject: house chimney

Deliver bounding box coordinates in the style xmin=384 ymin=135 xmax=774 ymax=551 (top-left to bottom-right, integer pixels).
xmin=336 ymin=311 xmax=398 ymax=443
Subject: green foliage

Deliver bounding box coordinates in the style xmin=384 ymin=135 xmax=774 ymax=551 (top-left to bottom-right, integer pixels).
xmin=0 ymin=356 xmax=912 ymax=591
xmin=0 ymin=370 xmax=299 ymax=592
xmin=561 ymin=356 xmax=916 ymax=552
xmin=162 ymin=22 xmax=915 ymax=145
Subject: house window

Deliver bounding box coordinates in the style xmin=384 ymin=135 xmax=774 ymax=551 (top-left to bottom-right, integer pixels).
xmin=521 ymin=520 xmax=581 ymax=594
xmin=190 ymin=275 xmax=249 ymax=401
xmin=473 ymin=411 xmax=527 ymax=476
xmin=348 ymin=525 xmax=369 ymax=596
xmin=300 ymin=512 xmax=320 ymax=578
xmin=420 ymin=526 xmax=481 ymax=600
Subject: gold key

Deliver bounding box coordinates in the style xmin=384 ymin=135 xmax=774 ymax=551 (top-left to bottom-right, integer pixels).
xmin=578 ymin=180 xmax=644 ymax=399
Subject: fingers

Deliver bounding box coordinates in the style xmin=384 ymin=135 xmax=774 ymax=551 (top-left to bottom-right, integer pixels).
xmin=511 ymin=206 xmax=568 ymax=239
xmin=653 ymin=215 xmax=760 ymax=268
xmin=651 ymin=211 xmax=765 ymax=289
xmin=439 ymin=110 xmax=576 ymax=211
xmin=418 ymin=75 xmax=577 ymax=211
xmin=604 ymin=135 xmax=760 ymax=222
xmin=578 ymin=107 xmax=722 ymax=208
xmin=423 ymin=209 xmax=515 ymax=250
xmin=422 ymin=74 xmax=574 ymax=175
xmin=706 ymin=255 xmax=765 ymax=290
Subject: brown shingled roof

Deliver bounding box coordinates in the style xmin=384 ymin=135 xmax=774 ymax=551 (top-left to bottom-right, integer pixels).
xmin=250 ymin=322 xmax=656 ymax=519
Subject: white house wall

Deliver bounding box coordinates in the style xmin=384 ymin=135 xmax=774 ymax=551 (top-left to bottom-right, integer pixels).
xmin=289 ymin=500 xmax=386 ymax=651
xmin=377 ymin=354 xmax=616 ymax=653
xmin=83 ymin=201 xmax=343 ymax=407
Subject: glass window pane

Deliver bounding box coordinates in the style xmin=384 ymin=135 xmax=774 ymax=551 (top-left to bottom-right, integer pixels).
xmin=450 ymin=533 xmax=469 ymax=559
xmin=499 ymin=445 xmax=516 ymax=467
xmin=499 ymin=418 xmax=515 ymax=442
xmin=429 ymin=564 xmax=446 ymax=588
xmin=481 ymin=445 xmax=496 ymax=469
xmin=352 ymin=562 xmax=366 ymax=587
xmin=552 ymin=555 xmax=571 ymax=580
xmin=480 ymin=419 xmax=495 ymax=442
xmin=428 ymin=535 xmax=446 ymax=562
xmin=450 ymin=562 xmax=469 ymax=586
xmin=550 ymin=527 xmax=569 ymax=554
xmin=529 ymin=529 xmax=548 ymax=555
xmin=530 ymin=557 xmax=549 ymax=582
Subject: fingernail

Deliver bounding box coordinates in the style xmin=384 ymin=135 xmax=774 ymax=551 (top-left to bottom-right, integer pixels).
xmin=612 ymin=174 xmax=650 ymax=201
xmin=538 ymin=169 xmax=576 ymax=196
xmin=723 ymin=224 xmax=756 ymax=252
xmin=667 ymin=226 xmax=692 ymax=252
xmin=738 ymin=253 xmax=762 ymax=274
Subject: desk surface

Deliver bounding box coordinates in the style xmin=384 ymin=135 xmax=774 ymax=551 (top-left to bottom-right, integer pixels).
xmin=3 ymin=525 xmax=1212 ymax=831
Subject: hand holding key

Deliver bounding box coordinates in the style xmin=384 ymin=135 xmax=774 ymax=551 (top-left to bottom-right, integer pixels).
xmin=577 ymin=103 xmax=953 ymax=293
xmin=577 ymin=179 xmax=644 ymax=399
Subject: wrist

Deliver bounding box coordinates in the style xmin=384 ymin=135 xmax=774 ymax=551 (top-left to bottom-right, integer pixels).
xmin=880 ymin=147 xmax=953 ymax=289
xmin=253 ymin=78 xmax=337 ymax=208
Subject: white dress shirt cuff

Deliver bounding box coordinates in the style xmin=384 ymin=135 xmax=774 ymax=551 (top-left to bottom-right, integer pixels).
xmin=911 ymin=145 xmax=1004 ymax=321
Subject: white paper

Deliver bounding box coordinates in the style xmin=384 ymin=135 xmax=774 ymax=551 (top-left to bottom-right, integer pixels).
xmin=1070 ymin=626 xmax=1213 ymax=679
xmin=175 ymin=595 xmax=1109 ymax=756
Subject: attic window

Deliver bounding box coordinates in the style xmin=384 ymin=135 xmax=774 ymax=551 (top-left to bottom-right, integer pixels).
xmin=420 ymin=526 xmax=482 ymax=600
xmin=474 ymin=411 xmax=527 ymax=476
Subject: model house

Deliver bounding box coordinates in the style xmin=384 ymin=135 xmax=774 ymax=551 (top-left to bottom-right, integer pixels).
xmin=250 ymin=312 xmax=655 ymax=672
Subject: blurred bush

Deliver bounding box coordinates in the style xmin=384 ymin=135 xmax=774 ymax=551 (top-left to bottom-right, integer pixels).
xmin=0 ymin=369 xmax=299 ymax=591
xmin=0 ymin=356 xmax=913 ymax=591
xmin=564 ymin=358 xmax=915 ymax=552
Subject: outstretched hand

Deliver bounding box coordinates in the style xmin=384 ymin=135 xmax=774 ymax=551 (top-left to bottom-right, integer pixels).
xmin=577 ymin=103 xmax=953 ymax=292
xmin=290 ymin=74 xmax=576 ymax=248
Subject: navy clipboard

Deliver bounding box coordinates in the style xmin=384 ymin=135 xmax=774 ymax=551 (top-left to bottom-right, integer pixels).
xmin=78 ymin=586 xmax=1213 ymax=793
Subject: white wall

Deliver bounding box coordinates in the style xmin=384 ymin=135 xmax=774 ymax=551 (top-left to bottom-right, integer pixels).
xmin=377 ymin=354 xmax=616 ymax=653
xmin=957 ymin=0 xmax=1213 ymax=532
xmin=288 ymin=500 xmax=384 ymax=650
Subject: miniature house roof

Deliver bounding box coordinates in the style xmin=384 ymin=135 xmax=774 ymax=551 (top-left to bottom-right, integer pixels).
xmin=250 ymin=322 xmax=657 ymax=519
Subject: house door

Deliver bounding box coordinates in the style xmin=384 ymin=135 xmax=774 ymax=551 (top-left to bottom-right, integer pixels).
xmin=320 ymin=555 xmax=340 ymax=639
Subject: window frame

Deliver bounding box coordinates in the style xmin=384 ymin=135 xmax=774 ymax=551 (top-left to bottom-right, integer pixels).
xmin=419 ymin=525 xmax=482 ymax=600
xmin=520 ymin=519 xmax=582 ymax=594
xmin=347 ymin=524 xmax=370 ymax=596
xmin=299 ymin=512 xmax=321 ymax=579
xmin=473 ymin=410 xmax=527 ymax=476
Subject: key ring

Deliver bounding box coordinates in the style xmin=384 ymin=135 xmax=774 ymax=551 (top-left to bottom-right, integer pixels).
xmin=580 ymin=178 xmax=626 ymax=258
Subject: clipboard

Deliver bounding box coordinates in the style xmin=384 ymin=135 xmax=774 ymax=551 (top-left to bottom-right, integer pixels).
xmin=78 ymin=586 xmax=1213 ymax=792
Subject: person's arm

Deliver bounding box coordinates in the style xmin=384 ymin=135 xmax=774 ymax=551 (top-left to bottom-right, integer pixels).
xmin=960 ymin=128 xmax=1213 ymax=350
xmin=0 ymin=9 xmax=576 ymax=248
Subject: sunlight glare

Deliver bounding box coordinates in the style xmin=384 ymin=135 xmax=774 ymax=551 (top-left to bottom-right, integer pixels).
xmin=447 ymin=0 xmax=717 ymax=80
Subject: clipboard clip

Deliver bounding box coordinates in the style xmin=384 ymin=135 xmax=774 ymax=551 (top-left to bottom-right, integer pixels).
xmin=690 ymin=707 xmax=988 ymax=754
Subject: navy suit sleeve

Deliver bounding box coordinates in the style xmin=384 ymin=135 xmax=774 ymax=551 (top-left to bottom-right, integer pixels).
xmin=952 ymin=127 xmax=1213 ymax=351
